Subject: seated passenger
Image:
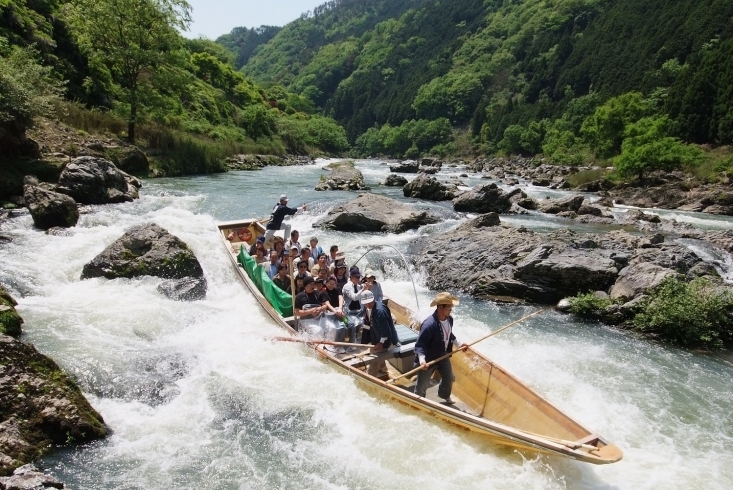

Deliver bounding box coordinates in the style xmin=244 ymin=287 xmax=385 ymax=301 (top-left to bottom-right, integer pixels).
xmin=363 ymin=269 xmax=384 ymax=302
xmin=294 ymin=260 xmax=311 ymax=294
xmin=272 ymin=264 xmax=291 ymax=293
xmin=311 ymin=253 xmax=328 ymax=276
xmin=271 ymin=237 xmax=285 ymax=261
xmin=342 ymin=267 xmax=365 ymax=315
xmin=294 ymin=276 xmax=329 ymax=320
xmin=314 ymin=277 xmax=326 ymax=294
xmin=248 ymin=235 xmax=266 ymax=256
xmin=265 ymin=250 xmax=280 ymax=279
xmin=285 ymin=230 xmax=302 ymax=255
xmin=299 ymin=247 xmax=315 ymax=271
xmin=309 ymin=236 xmax=324 ymax=260
xmin=324 ymin=275 xmax=344 ymax=319
xmin=253 ymin=247 xmax=268 ymax=265
xmin=328 ymin=245 xmax=340 ymax=267
xmin=334 ymin=261 xmax=349 ymax=290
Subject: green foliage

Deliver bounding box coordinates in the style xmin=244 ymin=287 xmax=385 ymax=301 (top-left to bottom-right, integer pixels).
xmin=215 ymin=25 xmax=281 ymax=69
xmin=276 ymin=114 xmax=348 ymax=154
xmin=65 ymin=0 xmax=192 ymax=141
xmin=580 ymin=92 xmax=654 ymax=159
xmin=0 ymin=45 xmax=64 ymax=129
xmin=633 ymin=277 xmax=733 ymax=349
xmin=566 ymin=168 xmax=608 ymax=188
xmin=353 ymin=117 xmax=452 ymax=157
xmin=569 ymin=293 xmax=612 ymax=319
xmin=614 ymin=116 xmax=704 ymax=179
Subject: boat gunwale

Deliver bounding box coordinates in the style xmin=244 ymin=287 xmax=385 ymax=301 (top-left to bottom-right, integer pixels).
xmin=215 ymin=219 xmax=622 ymax=465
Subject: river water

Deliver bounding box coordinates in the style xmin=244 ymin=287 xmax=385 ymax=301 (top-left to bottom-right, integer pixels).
xmin=1 ymin=159 xmax=732 ymax=489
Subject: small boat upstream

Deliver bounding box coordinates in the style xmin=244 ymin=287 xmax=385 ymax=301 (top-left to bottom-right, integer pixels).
xmin=217 ymin=218 xmax=623 ymax=465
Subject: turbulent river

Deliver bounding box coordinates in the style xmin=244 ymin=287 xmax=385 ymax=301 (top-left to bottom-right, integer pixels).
xmin=1 ymin=159 xmax=733 ymax=489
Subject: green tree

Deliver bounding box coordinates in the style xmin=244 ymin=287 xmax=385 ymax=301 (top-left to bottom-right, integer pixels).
xmin=65 ymin=0 xmax=192 ymax=142
xmin=0 ymin=45 xmax=64 ymax=153
xmin=614 ymin=116 xmax=703 ymax=180
xmin=580 ymin=92 xmax=654 ymax=159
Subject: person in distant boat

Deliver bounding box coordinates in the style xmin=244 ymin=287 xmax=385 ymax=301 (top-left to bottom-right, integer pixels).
xmin=273 ymin=264 xmax=291 ymax=294
xmin=360 ymin=290 xmax=399 ymax=379
xmin=363 ymin=269 xmax=383 ymax=302
xmin=414 ymin=292 xmax=467 ymax=405
xmin=266 ymin=250 xmax=280 ymax=279
xmin=311 ymin=253 xmax=328 ymax=276
xmin=299 ymin=247 xmax=315 ymax=271
xmin=328 ymin=245 xmax=340 ymax=267
xmin=334 ymin=260 xmax=348 ymax=290
xmin=294 ymin=259 xmax=312 ymax=294
xmin=342 ymin=267 xmax=366 ymax=314
xmin=309 ymin=236 xmax=323 ymax=260
xmin=285 ymin=230 xmax=302 ymax=255
xmin=294 ymin=276 xmax=328 ymax=320
xmin=324 ymin=275 xmax=345 ymax=319
xmin=264 ymin=195 xmax=305 ymax=245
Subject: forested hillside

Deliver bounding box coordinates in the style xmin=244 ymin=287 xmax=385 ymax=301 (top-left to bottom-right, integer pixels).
xmin=0 ymin=0 xmax=348 ymax=187
xmin=233 ymin=0 xmax=733 ymax=175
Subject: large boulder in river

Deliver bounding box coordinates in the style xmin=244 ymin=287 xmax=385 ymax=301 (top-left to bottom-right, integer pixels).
xmin=389 ymin=160 xmax=420 ymax=173
xmin=382 ymin=174 xmax=408 ymax=187
xmin=105 ymin=146 xmax=150 ymax=175
xmin=315 ymin=160 xmax=370 ymax=191
xmin=0 ymin=335 xmax=107 ymax=475
xmin=81 ymin=224 xmax=207 ymax=300
xmin=539 ymin=195 xmax=585 ymax=214
xmin=609 ymin=262 xmax=680 ymax=301
xmin=57 ymin=156 xmax=140 ymax=204
xmin=316 ymin=193 xmax=438 ymax=233
xmin=23 ymin=184 xmax=79 ymax=230
xmin=403 ymin=174 xmax=457 ymax=201
xmin=452 ymin=183 xmax=513 ymax=214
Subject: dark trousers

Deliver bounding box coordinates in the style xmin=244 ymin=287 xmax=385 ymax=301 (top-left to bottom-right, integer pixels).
xmin=361 ymin=327 xmax=371 ymax=344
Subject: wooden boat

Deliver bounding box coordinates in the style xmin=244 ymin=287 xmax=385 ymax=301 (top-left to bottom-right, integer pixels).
xmin=217 ymin=219 xmax=623 ymax=465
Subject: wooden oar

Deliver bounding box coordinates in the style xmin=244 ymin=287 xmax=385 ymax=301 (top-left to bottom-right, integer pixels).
xmin=268 ymin=335 xmax=366 ymax=349
xmin=386 ymin=308 xmax=547 ymax=385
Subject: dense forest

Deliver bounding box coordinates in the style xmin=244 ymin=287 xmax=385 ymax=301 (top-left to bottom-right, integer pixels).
xmin=0 ymin=0 xmax=349 ymax=184
xmin=222 ymin=0 xmax=733 ymax=177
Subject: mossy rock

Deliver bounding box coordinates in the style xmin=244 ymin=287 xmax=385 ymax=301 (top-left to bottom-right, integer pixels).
xmin=0 ymin=287 xmax=22 ymax=337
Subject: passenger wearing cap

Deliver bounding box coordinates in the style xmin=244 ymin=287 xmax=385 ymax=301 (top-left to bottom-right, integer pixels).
xmin=342 ymin=266 xmax=366 ymax=314
xmin=248 ymin=235 xmax=266 ymax=256
xmin=294 ymin=276 xmax=329 ymax=320
xmin=333 ymin=260 xmax=348 ymax=290
xmin=414 ymin=292 xmax=467 ymax=405
xmin=362 ymin=269 xmax=383 ymax=302
xmin=264 ymin=195 xmax=306 ymax=245
xmin=360 ymin=290 xmax=399 ymax=379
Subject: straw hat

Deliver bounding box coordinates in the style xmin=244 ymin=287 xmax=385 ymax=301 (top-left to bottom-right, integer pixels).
xmin=430 ymin=292 xmax=460 ymax=307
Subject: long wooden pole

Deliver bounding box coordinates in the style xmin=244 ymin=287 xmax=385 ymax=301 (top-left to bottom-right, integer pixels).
xmin=386 ymin=308 xmax=546 ymax=385
xmin=268 ymin=336 xmax=366 ymax=349
xmin=288 ymin=252 xmax=297 ymax=329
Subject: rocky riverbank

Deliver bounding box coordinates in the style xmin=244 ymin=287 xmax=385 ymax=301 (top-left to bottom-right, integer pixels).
xmin=0 ymin=288 xmax=107 ymax=478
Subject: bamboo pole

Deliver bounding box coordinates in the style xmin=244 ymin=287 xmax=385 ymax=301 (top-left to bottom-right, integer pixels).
xmin=386 ymin=308 xmax=547 ymax=385
xmin=268 ymin=336 xmax=366 ymax=349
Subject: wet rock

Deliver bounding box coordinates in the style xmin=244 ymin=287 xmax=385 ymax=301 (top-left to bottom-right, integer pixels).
xmin=403 ymin=174 xmax=456 ymax=201
xmin=80 ymin=223 xmax=206 ymax=288
xmin=577 ymin=204 xmax=604 ymax=216
xmin=532 ymin=178 xmax=551 ymax=187
xmin=503 ymin=177 xmax=520 ymax=186
xmin=22 ymin=185 xmax=79 ymax=230
xmin=382 ymin=174 xmax=408 ymax=187
xmin=702 ymin=204 xmax=733 ymax=215
xmin=556 ymin=298 xmax=572 ymax=312
xmin=515 ymin=197 xmax=539 ymax=210
xmin=317 ymin=193 xmax=438 ymax=233
xmin=0 ymin=286 xmax=23 ymax=337
xmin=44 ymin=227 xmax=74 ymax=237
xmin=157 ymin=276 xmax=207 ymax=301
xmin=315 ymin=160 xmax=369 ymax=191
xmin=0 ymin=336 xmax=107 ymax=476
xmin=576 ymin=179 xmax=616 ymax=192
xmin=456 ymin=213 xmax=501 ymax=231
xmin=0 ymin=464 xmax=64 ymax=489
xmin=452 ymin=183 xmax=513 ymax=214
xmin=57 ymin=156 xmax=140 ymax=204
xmin=625 ymin=209 xmax=661 ymax=223
xmin=609 ymin=262 xmax=680 ymax=300
xmin=105 ymin=146 xmax=149 ymax=175
xmin=539 ymin=195 xmax=585 ymax=214
xmin=389 ymin=160 xmax=420 ymax=173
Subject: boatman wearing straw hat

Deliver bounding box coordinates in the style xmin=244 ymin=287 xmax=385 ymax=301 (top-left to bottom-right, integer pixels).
xmin=264 ymin=194 xmax=306 ymax=246
xmin=414 ymin=292 xmax=467 ymax=404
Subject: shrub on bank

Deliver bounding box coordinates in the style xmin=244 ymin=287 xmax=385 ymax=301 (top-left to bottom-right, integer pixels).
xmin=569 ymin=292 xmax=612 ymax=319
xmin=633 ymin=277 xmax=733 ymax=349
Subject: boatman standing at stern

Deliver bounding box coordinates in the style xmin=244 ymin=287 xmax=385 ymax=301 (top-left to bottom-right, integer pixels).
xmin=414 ymin=292 xmax=467 ymax=405
xmin=264 ymin=194 xmax=306 ymax=246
